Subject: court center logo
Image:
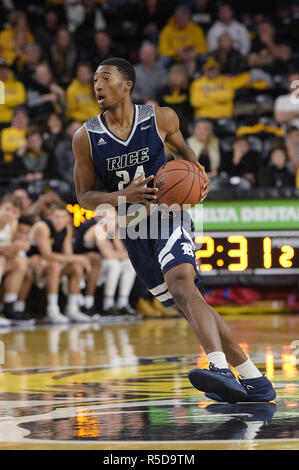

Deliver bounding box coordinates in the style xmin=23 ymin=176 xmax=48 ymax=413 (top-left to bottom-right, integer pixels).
xmin=0 ymin=81 xmax=4 ymax=104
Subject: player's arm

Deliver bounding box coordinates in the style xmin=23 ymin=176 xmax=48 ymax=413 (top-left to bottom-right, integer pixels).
xmin=32 ymin=222 xmax=83 ymax=264
xmin=156 ymin=107 xmax=210 ymax=201
xmin=72 ymin=126 xmax=158 ymax=210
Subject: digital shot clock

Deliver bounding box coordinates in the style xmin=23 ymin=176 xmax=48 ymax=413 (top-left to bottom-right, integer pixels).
xmin=194 ymin=231 xmax=299 ymax=286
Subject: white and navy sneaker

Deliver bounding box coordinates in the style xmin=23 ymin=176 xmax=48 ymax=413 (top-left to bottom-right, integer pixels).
xmin=205 ymin=374 xmax=276 ymax=402
xmin=188 ymin=363 xmax=248 ymax=403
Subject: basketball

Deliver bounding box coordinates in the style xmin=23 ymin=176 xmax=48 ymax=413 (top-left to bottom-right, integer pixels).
xmin=153 ymin=160 xmax=204 ymax=208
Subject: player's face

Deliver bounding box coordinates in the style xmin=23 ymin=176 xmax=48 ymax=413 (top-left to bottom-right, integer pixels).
xmin=93 ymin=65 xmax=132 ymax=111
xmin=0 ymin=202 xmax=21 ymax=224
xmin=50 ymin=209 xmax=70 ymax=231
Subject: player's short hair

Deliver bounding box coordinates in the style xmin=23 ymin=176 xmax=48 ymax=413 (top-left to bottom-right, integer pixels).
xmin=48 ymin=202 xmax=68 ymax=213
xmin=98 ymin=57 xmax=136 ymax=93
xmin=18 ymin=215 xmax=34 ymax=226
xmin=0 ymin=193 xmax=23 ymax=210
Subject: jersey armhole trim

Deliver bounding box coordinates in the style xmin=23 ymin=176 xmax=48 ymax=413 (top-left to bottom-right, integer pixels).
xmin=152 ymin=105 xmax=165 ymax=146
xmin=83 ymin=122 xmax=94 ymax=162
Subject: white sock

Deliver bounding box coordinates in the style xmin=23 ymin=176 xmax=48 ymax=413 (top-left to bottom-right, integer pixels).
xmin=4 ymin=293 xmax=18 ymax=304
xmin=66 ymin=294 xmax=80 ymax=309
xmin=234 ymin=358 xmax=263 ymax=379
xmin=47 ymin=294 xmax=59 ymax=308
xmin=116 ymin=296 xmax=128 ymax=309
xmin=14 ymin=300 xmax=25 ymax=312
xmin=85 ymin=295 xmax=94 ymax=309
xmin=103 ymin=297 xmax=114 ymax=311
xmin=206 ymin=351 xmax=229 ymax=369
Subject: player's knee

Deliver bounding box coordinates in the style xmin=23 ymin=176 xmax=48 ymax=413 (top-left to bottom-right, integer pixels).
xmin=167 ymin=275 xmax=200 ymax=309
xmin=14 ymin=256 xmax=28 ymax=272
xmin=168 ymin=278 xmax=188 ymax=307
xmin=70 ymin=263 xmax=83 ymax=277
xmin=89 ymin=252 xmax=102 ymax=267
xmin=47 ymin=261 xmax=60 ymax=274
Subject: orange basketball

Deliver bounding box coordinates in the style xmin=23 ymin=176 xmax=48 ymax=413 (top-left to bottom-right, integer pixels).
xmin=153 ymin=160 xmax=204 ymax=208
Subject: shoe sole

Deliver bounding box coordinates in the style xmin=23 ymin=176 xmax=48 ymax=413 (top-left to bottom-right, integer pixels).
xmin=188 ymin=368 xmax=248 ymax=403
xmin=206 ymin=389 xmax=276 ymax=402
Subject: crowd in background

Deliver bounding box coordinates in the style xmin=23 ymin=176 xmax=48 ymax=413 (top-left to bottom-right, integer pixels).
xmin=1 ymin=0 xmax=299 ymax=324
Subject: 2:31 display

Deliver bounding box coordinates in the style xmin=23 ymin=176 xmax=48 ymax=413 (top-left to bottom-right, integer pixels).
xmin=195 ymin=234 xmax=297 ymax=272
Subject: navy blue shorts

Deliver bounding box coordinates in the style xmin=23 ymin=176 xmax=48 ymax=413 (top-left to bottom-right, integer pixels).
xmin=121 ymin=209 xmax=203 ymax=306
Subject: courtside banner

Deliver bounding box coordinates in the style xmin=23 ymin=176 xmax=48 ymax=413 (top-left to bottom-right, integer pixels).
xmin=191 ymin=199 xmax=299 ymax=231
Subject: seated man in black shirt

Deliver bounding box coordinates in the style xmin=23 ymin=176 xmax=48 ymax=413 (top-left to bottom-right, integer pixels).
xmin=219 ymin=135 xmax=261 ymax=186
xmin=257 ymin=144 xmax=295 ymax=188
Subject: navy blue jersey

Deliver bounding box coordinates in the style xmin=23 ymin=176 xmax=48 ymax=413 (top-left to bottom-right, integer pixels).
xmin=84 ymin=104 xmax=165 ymax=193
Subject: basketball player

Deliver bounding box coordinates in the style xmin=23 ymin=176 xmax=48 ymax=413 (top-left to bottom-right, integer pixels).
xmin=74 ymin=210 xmax=137 ymax=317
xmin=72 ymin=58 xmax=275 ymax=403
xmin=28 ymin=202 xmax=101 ymax=323
xmin=0 ymin=194 xmax=35 ymax=326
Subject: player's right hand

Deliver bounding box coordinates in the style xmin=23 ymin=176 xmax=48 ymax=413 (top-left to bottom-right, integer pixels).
xmin=76 ymin=255 xmax=92 ymax=273
xmin=122 ymin=173 xmax=158 ymax=204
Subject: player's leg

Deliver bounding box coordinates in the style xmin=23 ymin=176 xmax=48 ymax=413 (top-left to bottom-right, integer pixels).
xmin=164 ymin=263 xmax=248 ymax=402
xmin=42 ymin=260 xmax=69 ymax=324
xmin=116 ymin=258 xmax=137 ymax=315
xmin=15 ymin=266 xmax=34 ymax=314
xmin=0 ymin=256 xmax=11 ymax=326
xmin=101 ymin=259 xmax=122 ymax=315
xmin=82 ymin=251 xmax=102 ymax=315
xmin=2 ymin=256 xmax=35 ymax=324
xmin=61 ymin=262 xmax=91 ymax=322
xmin=164 ymin=263 xmax=225 ymax=354
xmin=165 ymin=264 xmax=275 ymax=402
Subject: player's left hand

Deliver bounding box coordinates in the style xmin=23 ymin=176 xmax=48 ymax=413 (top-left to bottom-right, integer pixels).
xmin=195 ymin=162 xmax=210 ymax=202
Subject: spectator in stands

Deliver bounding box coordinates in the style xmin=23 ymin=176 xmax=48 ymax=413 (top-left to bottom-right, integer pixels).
xmin=1 ymin=106 xmax=29 ymax=164
xmin=13 ymin=189 xmax=33 ymax=215
xmin=33 ymin=8 xmax=61 ymax=60
xmin=158 ymin=4 xmax=207 ymax=66
xmin=219 ymin=135 xmax=261 ymax=186
xmin=25 ymin=190 xmax=66 ymax=222
xmin=158 ymin=64 xmax=193 ymax=138
xmin=42 ymin=112 xmax=66 ymax=156
xmin=27 ymin=202 xmax=99 ymax=324
xmin=177 ymin=44 xmax=202 ymax=81
xmin=0 ymin=193 xmax=34 ymax=325
xmin=207 ymin=3 xmax=251 ymax=57
xmin=6 ymin=29 xmax=28 ymax=69
xmin=67 ymin=0 xmax=106 ymax=51
xmin=12 ymin=43 xmax=42 ymax=89
xmin=284 ymin=126 xmax=299 ymax=180
xmin=187 ymin=119 xmax=222 ymax=179
xmin=140 ymin=0 xmax=170 ymax=44
xmin=81 ymin=30 xmax=123 ymax=68
xmin=13 ymin=128 xmax=54 ymax=183
xmin=66 ymin=62 xmax=99 ymax=122
xmin=50 ymin=26 xmax=77 ymax=88
xmin=54 ymin=121 xmax=82 ymax=183
xmin=189 ymin=55 xmax=269 ymax=120
xmin=247 ymin=20 xmax=292 ymax=75
xmin=0 ymin=59 xmax=26 ymax=129
xmin=257 ymin=143 xmax=295 ymax=187
xmin=107 ymin=0 xmax=143 ymax=61
xmin=132 ymin=42 xmax=168 ymax=105
xmin=0 ymin=10 xmax=35 ymax=65
xmin=274 ymin=69 xmax=299 ymax=130
xmin=210 ymin=32 xmax=246 ymax=75
xmin=191 ymin=0 xmax=215 ymax=33
xmin=27 ymin=62 xmax=65 ymax=119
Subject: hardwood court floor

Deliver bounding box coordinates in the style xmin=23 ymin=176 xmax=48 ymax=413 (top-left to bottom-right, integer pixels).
xmin=0 ymin=313 xmax=298 ymax=450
